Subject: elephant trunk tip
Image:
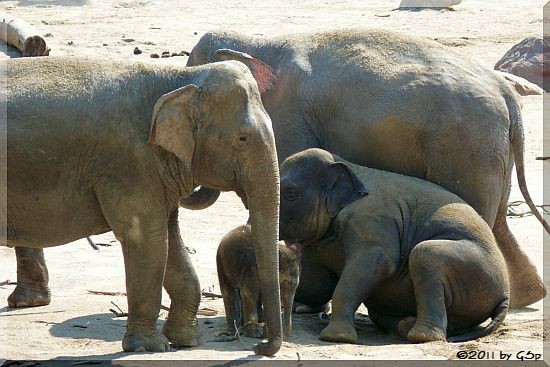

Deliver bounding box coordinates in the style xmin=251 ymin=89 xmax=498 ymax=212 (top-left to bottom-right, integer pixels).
xmin=253 ymin=338 xmax=282 ymax=357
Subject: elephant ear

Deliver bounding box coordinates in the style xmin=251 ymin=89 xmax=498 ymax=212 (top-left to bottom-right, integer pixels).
xmin=147 ymin=84 xmax=201 ymax=166
xmin=214 ymin=48 xmax=275 ymax=94
xmin=326 ymin=162 xmax=368 ymax=217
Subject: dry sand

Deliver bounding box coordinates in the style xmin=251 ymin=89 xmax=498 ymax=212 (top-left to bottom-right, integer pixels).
xmin=0 ymin=0 xmax=546 ymax=362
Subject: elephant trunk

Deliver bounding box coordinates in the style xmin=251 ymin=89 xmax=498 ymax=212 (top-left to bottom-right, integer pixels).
xmin=243 ymin=151 xmax=282 ymax=357
xmin=282 ymin=289 xmax=295 ymax=337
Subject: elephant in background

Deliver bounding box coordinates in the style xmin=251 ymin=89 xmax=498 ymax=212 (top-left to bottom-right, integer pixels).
xmin=3 ymin=57 xmax=282 ymax=356
xmin=279 ymin=148 xmax=509 ymax=344
xmin=185 ymin=28 xmax=547 ymax=308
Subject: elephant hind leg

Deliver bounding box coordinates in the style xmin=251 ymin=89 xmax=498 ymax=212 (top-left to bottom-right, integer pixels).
xmin=240 ymin=288 xmax=263 ymax=338
xmin=407 ymin=239 xmax=507 ymax=343
xmin=8 ymin=247 xmax=50 ymax=308
xmin=217 ymin=262 xmax=240 ymax=334
xmin=493 ymin=179 xmax=545 ymax=308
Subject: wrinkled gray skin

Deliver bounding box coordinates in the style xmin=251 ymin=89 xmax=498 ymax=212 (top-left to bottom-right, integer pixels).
xmin=279 ymin=149 xmax=510 ymax=344
xmin=3 ymin=57 xmax=282 ymax=356
xmin=185 ymin=28 xmax=547 ymax=308
xmin=216 ymin=225 xmax=300 ymax=338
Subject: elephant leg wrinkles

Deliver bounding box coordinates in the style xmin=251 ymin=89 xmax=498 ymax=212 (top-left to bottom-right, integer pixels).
xmin=97 ymin=186 xmax=171 ymax=353
xmin=9 ymin=247 xmax=50 ymax=308
xmin=161 ymin=210 xmax=201 ymax=347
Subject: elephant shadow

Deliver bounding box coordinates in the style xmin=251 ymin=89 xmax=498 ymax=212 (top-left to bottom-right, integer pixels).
xmin=49 ymin=314 xmax=272 ymax=354
xmin=290 ymin=311 xmax=405 ymax=346
xmin=48 ymin=310 xmax=406 ymax=354
xmin=49 ymin=312 xmax=127 ymax=342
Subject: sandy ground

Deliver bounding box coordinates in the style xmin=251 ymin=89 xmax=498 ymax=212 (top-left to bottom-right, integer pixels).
xmin=0 ymin=0 xmax=547 ymax=362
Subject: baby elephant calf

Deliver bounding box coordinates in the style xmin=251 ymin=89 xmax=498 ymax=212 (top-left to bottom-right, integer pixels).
xmin=217 ymin=225 xmax=301 ymax=338
xmin=279 ymin=148 xmax=509 ymax=344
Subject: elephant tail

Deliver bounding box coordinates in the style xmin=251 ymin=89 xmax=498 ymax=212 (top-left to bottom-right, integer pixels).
xmin=447 ymin=296 xmax=509 ymax=343
xmin=507 ymin=92 xmax=550 ymax=233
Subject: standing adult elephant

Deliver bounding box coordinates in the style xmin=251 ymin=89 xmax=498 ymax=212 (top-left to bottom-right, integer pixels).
xmin=184 ymin=28 xmax=548 ymax=308
xmin=3 ymin=57 xmax=282 ymax=356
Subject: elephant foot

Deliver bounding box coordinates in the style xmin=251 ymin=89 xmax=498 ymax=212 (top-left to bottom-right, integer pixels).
xmin=161 ymin=319 xmax=199 ymax=347
xmin=122 ymin=330 xmax=171 ymax=352
xmin=8 ymin=285 xmax=51 ymax=308
xmin=243 ymin=322 xmax=264 ymax=338
xmin=406 ymin=321 xmax=446 ymax=343
xmin=213 ymin=331 xmax=238 ymax=342
xmin=319 ymin=320 xmax=357 ymax=344
xmin=294 ymin=302 xmax=331 ymax=314
xmin=509 ymin=271 xmax=546 ymax=308
xmin=397 ymin=316 xmax=416 ymax=339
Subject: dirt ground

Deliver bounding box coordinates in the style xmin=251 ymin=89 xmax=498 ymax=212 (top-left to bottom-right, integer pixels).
xmin=0 ymin=0 xmax=547 ymax=362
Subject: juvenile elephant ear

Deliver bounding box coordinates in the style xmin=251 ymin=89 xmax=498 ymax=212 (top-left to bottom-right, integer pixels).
xmin=147 ymin=84 xmax=201 ymax=166
xmin=326 ymin=162 xmax=368 ymax=217
xmin=214 ymin=48 xmax=275 ymax=94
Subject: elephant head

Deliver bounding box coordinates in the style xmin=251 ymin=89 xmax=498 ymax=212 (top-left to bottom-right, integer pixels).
xmin=147 ymin=60 xmax=282 ymax=356
xmin=279 ymin=148 xmax=368 ymax=245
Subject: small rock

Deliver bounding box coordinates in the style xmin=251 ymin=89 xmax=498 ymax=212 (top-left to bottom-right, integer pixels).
xmin=494 ymin=37 xmax=549 ymax=91
xmin=134 ymin=47 xmax=142 ymax=55
xmin=103 ymin=43 xmax=108 ymax=46
xmin=67 ymin=41 xmax=74 ymax=45
xmin=41 ymin=20 xmax=48 ymax=25
xmin=123 ymin=38 xmax=135 ymax=43
xmin=194 ymin=32 xmax=197 ymax=35
xmin=171 ymin=51 xmax=190 ymax=57
xmin=44 ymin=33 xmax=53 ymax=37
xmin=161 ymin=51 xmax=170 ymax=58
xmin=151 ymin=53 xmax=160 ymax=58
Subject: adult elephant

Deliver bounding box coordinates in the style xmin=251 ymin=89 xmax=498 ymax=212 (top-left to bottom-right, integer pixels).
xmin=185 ymin=28 xmax=548 ymax=308
xmin=3 ymin=57 xmax=282 ymax=356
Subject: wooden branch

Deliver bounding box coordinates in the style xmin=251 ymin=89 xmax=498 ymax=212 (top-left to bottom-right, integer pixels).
xmin=0 ymin=12 xmax=50 ymax=56
xmin=201 ymin=291 xmax=223 ymax=299
xmin=87 ymin=290 xmax=126 ymax=296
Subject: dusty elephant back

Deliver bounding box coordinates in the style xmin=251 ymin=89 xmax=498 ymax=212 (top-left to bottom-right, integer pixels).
xmin=335 ymin=154 xmax=501 ymax=251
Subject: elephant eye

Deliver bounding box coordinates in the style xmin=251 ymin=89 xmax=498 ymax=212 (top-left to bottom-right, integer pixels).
xmin=283 ymin=187 xmax=300 ymax=202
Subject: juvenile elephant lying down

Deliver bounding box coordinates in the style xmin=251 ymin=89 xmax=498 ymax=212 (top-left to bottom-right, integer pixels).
xmin=2 ymin=57 xmax=283 ymax=356
xmin=278 ymin=148 xmax=509 ymax=343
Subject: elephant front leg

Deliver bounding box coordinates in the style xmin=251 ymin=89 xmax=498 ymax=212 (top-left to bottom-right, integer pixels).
xmin=162 ymin=211 xmax=200 ymax=347
xmin=8 ymin=247 xmax=51 ymax=307
xmin=320 ymin=247 xmax=393 ymax=344
xmin=111 ymin=218 xmax=170 ymax=352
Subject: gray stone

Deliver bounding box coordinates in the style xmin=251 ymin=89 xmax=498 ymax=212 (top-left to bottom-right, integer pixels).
xmin=494 ymin=37 xmax=549 ymax=91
